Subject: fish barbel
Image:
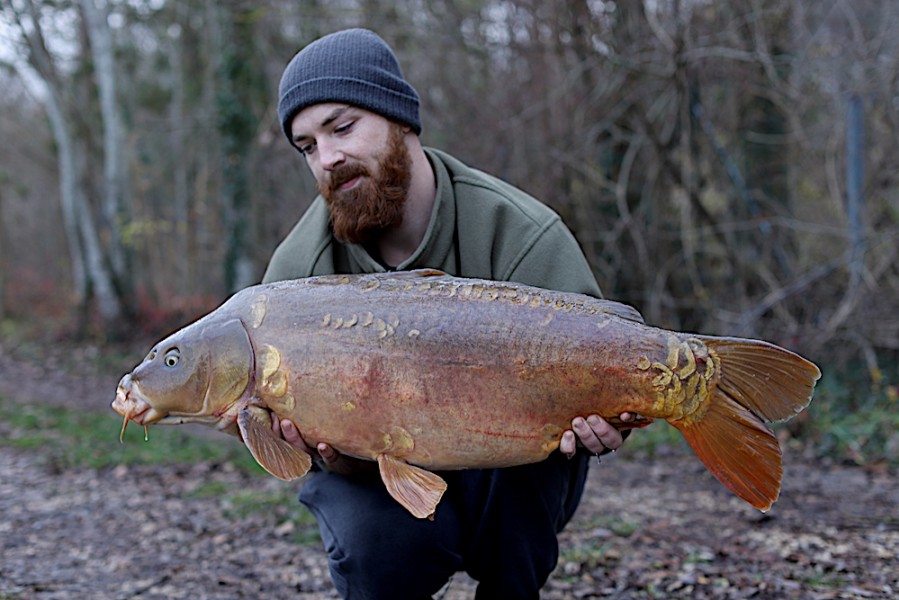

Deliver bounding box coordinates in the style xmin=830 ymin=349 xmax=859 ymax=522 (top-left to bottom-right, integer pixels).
xmin=112 ymin=269 xmax=820 ymax=519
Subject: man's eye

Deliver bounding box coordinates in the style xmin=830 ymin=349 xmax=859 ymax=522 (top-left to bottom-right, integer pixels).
xmin=298 ymin=142 xmax=315 ymax=155
xmin=335 ymin=121 xmax=354 ymax=134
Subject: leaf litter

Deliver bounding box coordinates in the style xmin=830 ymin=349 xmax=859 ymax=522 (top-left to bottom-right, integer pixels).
xmin=0 ymin=344 xmax=896 ymax=599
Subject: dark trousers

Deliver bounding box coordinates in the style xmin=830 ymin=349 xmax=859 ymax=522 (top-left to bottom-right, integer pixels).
xmin=298 ymin=452 xmax=590 ymax=600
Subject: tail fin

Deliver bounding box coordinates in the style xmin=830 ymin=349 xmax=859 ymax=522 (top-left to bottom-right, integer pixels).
xmin=705 ymin=337 xmax=820 ymax=422
xmin=672 ymin=337 xmax=821 ymax=511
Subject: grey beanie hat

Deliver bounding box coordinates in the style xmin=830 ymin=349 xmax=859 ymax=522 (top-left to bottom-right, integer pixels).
xmin=278 ymin=28 xmax=421 ymax=145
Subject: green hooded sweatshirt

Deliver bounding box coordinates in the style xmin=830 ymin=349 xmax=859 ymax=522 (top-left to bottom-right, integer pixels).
xmin=263 ymin=148 xmax=601 ymax=298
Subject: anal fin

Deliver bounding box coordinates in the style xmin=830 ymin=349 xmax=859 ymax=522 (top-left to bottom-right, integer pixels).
xmin=238 ymin=408 xmax=312 ymax=481
xmin=377 ymin=454 xmax=447 ymax=520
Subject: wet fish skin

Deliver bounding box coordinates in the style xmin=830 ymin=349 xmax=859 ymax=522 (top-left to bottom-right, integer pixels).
xmin=113 ymin=269 xmax=821 ymax=519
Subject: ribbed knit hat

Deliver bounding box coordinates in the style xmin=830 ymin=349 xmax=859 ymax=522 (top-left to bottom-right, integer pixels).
xmin=278 ymin=28 xmax=421 ymax=146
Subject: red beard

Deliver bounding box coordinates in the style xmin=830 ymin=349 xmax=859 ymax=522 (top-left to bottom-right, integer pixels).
xmin=319 ymin=125 xmax=412 ymax=245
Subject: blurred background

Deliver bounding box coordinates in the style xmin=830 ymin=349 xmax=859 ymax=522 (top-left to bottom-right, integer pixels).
xmin=0 ymin=0 xmax=896 ymax=465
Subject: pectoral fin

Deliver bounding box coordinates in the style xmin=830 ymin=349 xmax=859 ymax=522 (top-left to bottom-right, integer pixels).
xmin=377 ymin=454 xmax=447 ymax=520
xmin=237 ymin=408 xmax=312 ymax=481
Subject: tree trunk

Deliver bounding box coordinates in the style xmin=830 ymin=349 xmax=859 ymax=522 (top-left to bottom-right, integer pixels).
xmin=39 ymin=82 xmax=90 ymax=308
xmin=13 ymin=1 xmax=123 ymax=324
xmin=168 ymin=2 xmax=190 ymax=291
xmin=81 ymin=0 xmax=132 ymax=303
xmin=214 ymin=1 xmax=258 ymax=293
xmin=0 ymin=189 xmax=5 ymax=320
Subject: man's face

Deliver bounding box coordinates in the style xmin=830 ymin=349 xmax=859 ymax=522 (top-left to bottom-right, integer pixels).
xmin=290 ymin=104 xmax=412 ymax=244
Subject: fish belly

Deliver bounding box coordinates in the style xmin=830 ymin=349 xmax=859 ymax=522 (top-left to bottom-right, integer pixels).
xmin=241 ymin=273 xmax=661 ymax=470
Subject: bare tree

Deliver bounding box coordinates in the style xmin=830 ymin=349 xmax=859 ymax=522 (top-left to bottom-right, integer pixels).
xmin=1 ymin=0 xmax=897 ymax=364
xmin=213 ymin=0 xmax=261 ymax=293
xmin=80 ymin=0 xmax=133 ymax=303
xmin=3 ymin=0 xmax=123 ymax=324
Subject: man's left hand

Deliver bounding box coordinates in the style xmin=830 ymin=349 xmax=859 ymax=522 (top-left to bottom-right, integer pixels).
xmin=560 ymin=413 xmax=633 ymax=458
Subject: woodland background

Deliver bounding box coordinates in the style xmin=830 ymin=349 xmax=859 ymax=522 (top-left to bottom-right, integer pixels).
xmin=0 ymin=1 xmax=897 ymax=462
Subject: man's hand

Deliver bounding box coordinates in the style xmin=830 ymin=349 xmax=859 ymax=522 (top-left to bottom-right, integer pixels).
xmin=271 ymin=417 xmax=374 ymax=476
xmin=559 ymin=413 xmax=633 ymax=458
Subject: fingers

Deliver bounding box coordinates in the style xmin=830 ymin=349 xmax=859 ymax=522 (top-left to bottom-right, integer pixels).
xmin=559 ymin=430 xmax=577 ymax=458
xmin=278 ymin=419 xmax=320 ymax=456
xmin=271 ymin=416 xmax=283 ymax=437
xmin=570 ymin=415 xmax=624 ymax=455
xmin=280 ymin=419 xmax=304 ymax=446
xmin=275 ymin=418 xmax=340 ymax=465
xmin=316 ymin=442 xmax=340 ymax=465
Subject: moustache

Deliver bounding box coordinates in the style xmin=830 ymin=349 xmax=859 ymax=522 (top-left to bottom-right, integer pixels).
xmin=325 ymin=163 xmax=370 ymax=195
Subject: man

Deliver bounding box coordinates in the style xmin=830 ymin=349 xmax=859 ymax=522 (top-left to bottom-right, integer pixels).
xmin=265 ymin=28 xmax=631 ymax=599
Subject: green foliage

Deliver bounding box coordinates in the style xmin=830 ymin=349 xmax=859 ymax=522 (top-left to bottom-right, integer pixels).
xmin=0 ymin=392 xmax=323 ymax=545
xmin=224 ymin=487 xmax=320 ymax=545
xmin=624 ymin=422 xmax=690 ymax=460
xmin=557 ymin=542 xmax=613 ymax=579
xmin=188 ymin=480 xmax=320 ymax=545
xmin=576 ymin=514 xmax=641 ymax=539
xmin=0 ymin=394 xmax=260 ymax=473
xmin=802 ymin=361 xmax=899 ymax=466
xmin=556 ymin=515 xmax=642 ymax=581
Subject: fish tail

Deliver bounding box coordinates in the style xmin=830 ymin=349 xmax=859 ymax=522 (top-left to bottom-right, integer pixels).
xmin=671 ymin=337 xmax=820 ymax=511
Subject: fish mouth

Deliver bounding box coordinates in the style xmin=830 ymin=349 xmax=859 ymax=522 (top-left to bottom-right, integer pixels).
xmin=111 ymin=374 xmax=238 ymax=441
xmin=113 ymin=377 xmax=157 ymax=424
xmin=112 ymin=375 xmax=165 ymax=441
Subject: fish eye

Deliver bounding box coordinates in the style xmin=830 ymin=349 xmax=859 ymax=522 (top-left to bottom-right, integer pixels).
xmin=163 ymin=349 xmax=180 ymax=368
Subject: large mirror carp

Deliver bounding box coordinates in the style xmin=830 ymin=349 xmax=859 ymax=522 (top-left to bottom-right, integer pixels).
xmin=113 ymin=269 xmax=820 ymax=519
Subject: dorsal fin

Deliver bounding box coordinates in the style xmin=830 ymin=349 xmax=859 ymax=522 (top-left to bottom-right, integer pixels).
xmin=593 ymin=299 xmax=645 ymax=324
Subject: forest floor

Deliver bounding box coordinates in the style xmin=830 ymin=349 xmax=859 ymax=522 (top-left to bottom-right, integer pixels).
xmin=0 ymin=337 xmax=897 ymax=599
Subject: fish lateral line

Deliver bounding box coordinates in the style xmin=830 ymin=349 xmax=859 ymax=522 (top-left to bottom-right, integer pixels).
xmin=460 ymin=427 xmax=542 ymax=440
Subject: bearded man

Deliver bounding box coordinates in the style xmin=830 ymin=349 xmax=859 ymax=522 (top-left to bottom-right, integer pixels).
xmin=264 ymin=28 xmax=631 ymax=600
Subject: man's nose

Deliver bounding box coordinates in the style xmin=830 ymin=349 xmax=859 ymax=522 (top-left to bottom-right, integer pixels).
xmin=318 ymin=140 xmax=345 ymax=171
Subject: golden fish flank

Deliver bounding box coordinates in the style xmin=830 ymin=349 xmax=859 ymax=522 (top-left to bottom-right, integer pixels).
xmin=637 ymin=336 xmax=718 ymax=421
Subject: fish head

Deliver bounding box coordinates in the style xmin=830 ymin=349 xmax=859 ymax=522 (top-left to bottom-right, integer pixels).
xmin=112 ymin=317 xmax=253 ymax=430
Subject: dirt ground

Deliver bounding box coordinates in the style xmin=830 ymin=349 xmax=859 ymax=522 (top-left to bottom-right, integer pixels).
xmin=1 ymin=341 xmax=897 ymax=599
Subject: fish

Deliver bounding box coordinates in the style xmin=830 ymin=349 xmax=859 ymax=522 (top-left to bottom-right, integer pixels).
xmin=112 ymin=269 xmax=820 ymax=519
